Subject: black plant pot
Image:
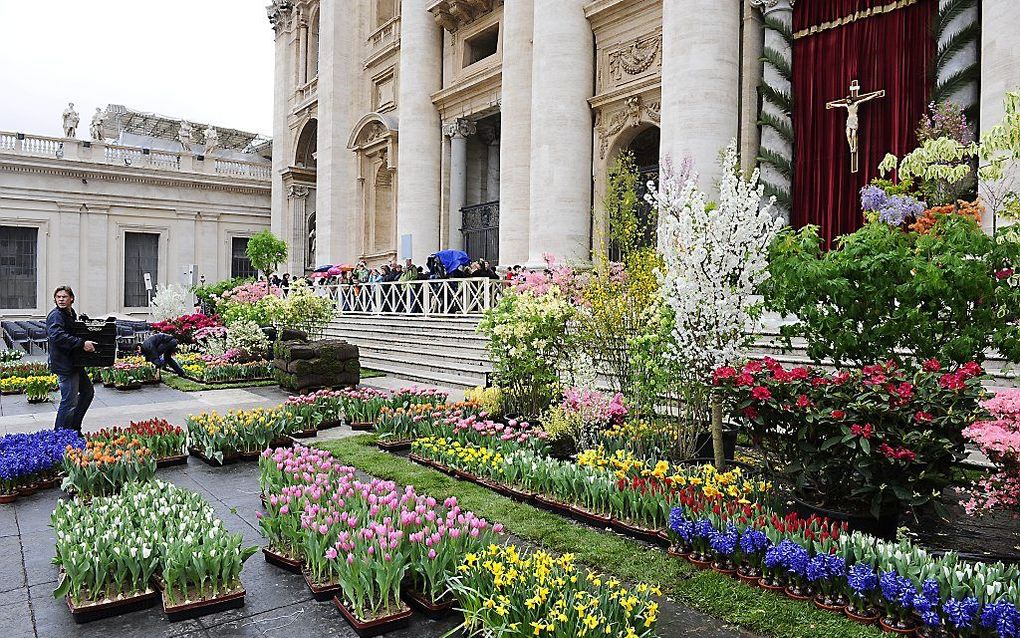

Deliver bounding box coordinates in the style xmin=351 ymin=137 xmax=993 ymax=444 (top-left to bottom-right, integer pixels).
xmin=791 ymin=494 xmax=900 ymax=540
xmin=690 ymin=429 xmax=737 ymax=462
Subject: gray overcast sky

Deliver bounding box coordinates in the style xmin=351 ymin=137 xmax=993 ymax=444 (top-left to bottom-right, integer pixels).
xmin=0 ymin=0 xmax=274 ymax=138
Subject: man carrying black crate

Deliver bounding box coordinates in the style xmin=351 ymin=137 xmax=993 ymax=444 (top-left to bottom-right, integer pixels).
xmin=46 ymin=286 xmax=98 ymax=431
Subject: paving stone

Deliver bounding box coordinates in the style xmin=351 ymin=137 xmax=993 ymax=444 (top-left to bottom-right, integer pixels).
xmin=0 ymin=535 xmax=26 ymax=592
xmin=0 ymin=588 xmax=35 ymax=638
xmin=29 ymin=582 xmax=204 ymax=638
xmin=0 ymin=503 xmax=19 ymax=538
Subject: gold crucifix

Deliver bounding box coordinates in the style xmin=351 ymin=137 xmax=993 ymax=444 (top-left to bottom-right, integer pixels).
xmin=826 ymin=80 xmax=886 ymax=173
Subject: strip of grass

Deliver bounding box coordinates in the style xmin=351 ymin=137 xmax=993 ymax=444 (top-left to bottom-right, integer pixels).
xmin=162 ymin=368 xmax=384 ymax=392
xmin=314 ymin=435 xmax=882 ymax=638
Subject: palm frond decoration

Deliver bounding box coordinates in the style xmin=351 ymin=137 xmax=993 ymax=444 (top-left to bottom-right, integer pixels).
xmin=761 ymin=46 xmax=792 ymax=82
xmin=758 ymin=111 xmax=794 ymax=145
xmin=758 ymin=147 xmax=794 ymax=180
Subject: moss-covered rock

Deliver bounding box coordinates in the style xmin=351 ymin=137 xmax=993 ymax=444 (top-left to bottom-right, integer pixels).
xmin=273 ymin=334 xmax=360 ymax=392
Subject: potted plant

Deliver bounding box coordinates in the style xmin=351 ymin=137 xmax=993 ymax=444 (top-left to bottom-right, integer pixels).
xmin=25 ymin=374 xmax=57 ymax=403
xmin=844 ymin=562 xmax=881 ymax=624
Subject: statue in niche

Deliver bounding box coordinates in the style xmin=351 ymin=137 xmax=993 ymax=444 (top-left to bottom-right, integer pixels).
xmin=62 ymin=103 xmax=79 ymax=138
xmin=89 ymin=108 xmax=105 ymax=140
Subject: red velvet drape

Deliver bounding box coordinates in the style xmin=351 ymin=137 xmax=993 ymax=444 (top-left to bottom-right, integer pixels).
xmin=792 ymin=0 xmax=935 ymax=247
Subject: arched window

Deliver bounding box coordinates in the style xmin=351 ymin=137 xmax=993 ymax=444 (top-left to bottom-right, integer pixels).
xmin=295 ymin=119 xmax=317 ymax=168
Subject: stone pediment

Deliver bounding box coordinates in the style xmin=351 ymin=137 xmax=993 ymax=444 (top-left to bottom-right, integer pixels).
xmin=427 ymin=0 xmax=502 ymax=33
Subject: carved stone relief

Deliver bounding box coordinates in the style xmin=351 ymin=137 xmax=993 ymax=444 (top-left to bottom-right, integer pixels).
xmin=608 ymin=34 xmax=662 ymax=82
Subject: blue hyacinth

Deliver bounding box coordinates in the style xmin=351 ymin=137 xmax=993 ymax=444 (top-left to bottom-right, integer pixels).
xmin=980 ymin=600 xmax=1019 ymax=637
xmin=668 ymin=508 xmax=693 ymax=544
xmin=943 ymin=597 xmax=980 ymax=630
xmin=709 ymin=524 xmax=739 ymax=557
xmin=739 ymin=528 xmax=769 ymax=555
xmin=912 ymin=579 xmax=941 ymax=627
xmin=879 ymin=571 xmax=916 ymax=609
xmin=0 ymin=430 xmax=84 ymax=489
xmin=806 ymin=553 xmax=846 ymax=583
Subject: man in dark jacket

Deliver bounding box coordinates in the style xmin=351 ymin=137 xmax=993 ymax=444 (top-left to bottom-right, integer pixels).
xmin=47 ymin=286 xmax=97 ymax=431
xmin=138 ymin=333 xmax=186 ymax=376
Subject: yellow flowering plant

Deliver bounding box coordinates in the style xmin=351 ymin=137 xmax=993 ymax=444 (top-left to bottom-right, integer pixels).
xmin=449 ymin=544 xmax=660 ymax=638
xmin=186 ymin=408 xmax=288 ymax=463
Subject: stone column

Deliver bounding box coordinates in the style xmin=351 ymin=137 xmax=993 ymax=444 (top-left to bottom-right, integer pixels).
xmin=661 ymin=0 xmax=741 ymax=195
xmin=444 ymin=119 xmax=476 ymax=251
xmin=483 ymin=126 xmax=500 ymax=201
xmin=269 ymin=4 xmax=294 ymax=269
xmin=739 ymin=0 xmax=765 ymax=173
xmin=316 ymin=0 xmax=360 ymax=264
xmin=528 ymin=0 xmax=594 ymax=265
xmin=498 ymin=0 xmax=533 ymax=266
xmin=752 ymin=0 xmax=793 ymax=220
xmin=298 ymin=16 xmax=309 ymax=85
xmin=397 ymin=0 xmax=444 ymax=263
xmin=980 ymin=0 xmax=1020 ymax=233
xmin=288 ymin=185 xmax=310 ymax=271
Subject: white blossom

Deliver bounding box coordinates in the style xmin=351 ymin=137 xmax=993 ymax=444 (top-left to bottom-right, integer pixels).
xmin=649 ymin=142 xmax=783 ymax=380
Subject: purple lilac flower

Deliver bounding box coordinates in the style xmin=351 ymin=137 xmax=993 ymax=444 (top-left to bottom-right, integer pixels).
xmin=980 ymin=601 xmax=1019 ymax=637
xmin=861 ymin=185 xmax=888 ymax=212
xmin=847 ymin=563 xmax=877 ymax=597
xmin=943 ymin=597 xmax=981 ymax=630
xmin=739 ymin=529 xmax=769 ymax=555
xmin=878 ymin=194 xmax=927 ymax=226
xmin=913 ymin=579 xmax=942 ymax=627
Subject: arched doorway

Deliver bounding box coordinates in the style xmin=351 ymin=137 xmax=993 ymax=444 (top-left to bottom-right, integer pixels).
xmin=628 ymin=126 xmax=660 ymax=251
xmin=295 ymin=119 xmax=317 ymax=169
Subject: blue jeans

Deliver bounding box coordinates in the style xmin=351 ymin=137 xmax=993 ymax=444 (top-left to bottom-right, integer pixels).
xmin=54 ymin=369 xmax=94 ymax=431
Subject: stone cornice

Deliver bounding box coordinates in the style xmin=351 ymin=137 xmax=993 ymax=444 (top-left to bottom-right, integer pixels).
xmin=432 ymin=64 xmax=502 ymax=114
xmin=428 ymin=0 xmax=503 ymax=33
xmin=0 ymin=155 xmax=271 ymax=196
xmin=585 ymin=0 xmax=659 ymax=29
xmin=589 ymin=74 xmax=661 ymax=109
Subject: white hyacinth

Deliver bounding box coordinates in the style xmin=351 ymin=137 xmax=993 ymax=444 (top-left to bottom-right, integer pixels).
xmin=648 ymin=142 xmax=783 ymax=380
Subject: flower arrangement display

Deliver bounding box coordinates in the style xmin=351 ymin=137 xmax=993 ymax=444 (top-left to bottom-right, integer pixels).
xmin=256 ymin=445 xmax=503 ymax=627
xmin=449 ymin=544 xmax=661 ymax=638
xmin=0 ymin=374 xmax=58 ymax=395
xmin=25 ymin=374 xmax=58 ymax=402
xmin=389 ymin=386 xmax=449 ymax=407
xmin=52 ymin=480 xmax=257 ymax=615
xmin=0 ymin=430 xmax=84 ymax=501
xmin=337 ymin=387 xmax=390 ymax=426
xmin=715 ymin=357 xmax=985 ymax=518
xmin=177 ymin=350 xmax=273 ymax=383
xmin=543 ymin=387 xmax=627 ymax=452
xmin=61 ymin=437 xmax=157 ymax=498
xmin=220 ymin=280 xmax=282 ymax=305
xmin=87 ymin=419 xmax=187 ymax=464
xmin=963 ymin=389 xmax=1020 ymax=515
xmin=0 ymin=360 xmax=47 ymax=379
xmin=279 ymin=393 xmax=327 ymax=435
xmin=0 ymin=349 xmax=24 ymax=363
xmin=100 ymin=357 xmax=158 ymax=389
xmin=186 ymin=408 xmax=288 ymax=463
xmin=588 ymin=420 xmax=685 ymax=463
xmin=374 ymin=403 xmax=445 ymax=442
xmin=464 ymin=385 xmax=503 ymax=418
xmin=151 ymin=312 xmax=222 ymax=344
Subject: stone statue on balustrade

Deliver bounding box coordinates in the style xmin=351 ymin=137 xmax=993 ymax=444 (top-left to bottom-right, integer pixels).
xmin=89 ymin=108 xmax=105 ymax=140
xmin=203 ymin=125 xmax=219 ymax=154
xmin=62 ymin=103 xmax=79 ymax=138
xmin=178 ymin=120 xmax=194 ymax=150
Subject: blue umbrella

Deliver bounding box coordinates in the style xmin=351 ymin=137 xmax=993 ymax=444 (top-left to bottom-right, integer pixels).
xmin=433 ymin=250 xmax=470 ymax=274
xmin=312 ymin=264 xmax=334 ymax=272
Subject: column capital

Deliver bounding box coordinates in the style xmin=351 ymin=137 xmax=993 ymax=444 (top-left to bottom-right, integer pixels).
xmin=288 ymin=184 xmax=310 ymax=200
xmin=749 ymin=0 xmax=794 ymax=14
xmin=267 ymin=0 xmax=294 ymax=33
xmin=443 ymin=118 xmax=477 ymax=139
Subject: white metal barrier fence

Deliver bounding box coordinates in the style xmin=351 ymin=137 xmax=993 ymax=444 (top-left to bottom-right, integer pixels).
xmin=312 ymin=278 xmax=508 ymax=316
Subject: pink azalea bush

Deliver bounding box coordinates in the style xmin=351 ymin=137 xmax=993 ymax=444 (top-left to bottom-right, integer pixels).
xmin=561 ymin=387 xmax=628 ymax=426
xmin=963 ymin=389 xmax=1020 ymax=515
xmin=220 ymin=280 xmax=283 ymax=305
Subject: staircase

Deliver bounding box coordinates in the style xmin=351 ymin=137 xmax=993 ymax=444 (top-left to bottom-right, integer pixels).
xmin=324 ymin=315 xmax=491 ymax=389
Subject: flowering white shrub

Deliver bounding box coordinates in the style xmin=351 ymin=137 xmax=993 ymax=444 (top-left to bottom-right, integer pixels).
xmin=226 ymin=320 xmax=270 ymax=359
xmin=149 ymin=284 xmax=191 ymax=322
xmin=648 ymin=142 xmax=783 ymax=379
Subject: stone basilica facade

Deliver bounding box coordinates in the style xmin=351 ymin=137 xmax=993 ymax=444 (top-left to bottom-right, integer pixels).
xmin=268 ymin=0 xmax=1020 ymax=273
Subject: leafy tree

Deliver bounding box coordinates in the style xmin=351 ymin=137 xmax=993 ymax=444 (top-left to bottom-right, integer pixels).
xmin=246 ymin=231 xmax=288 ymax=276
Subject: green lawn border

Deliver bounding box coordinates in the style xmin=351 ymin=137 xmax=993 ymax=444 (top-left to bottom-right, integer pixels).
xmin=314 ymin=435 xmax=883 ymax=638
xmin=161 ymin=368 xmax=385 ymax=392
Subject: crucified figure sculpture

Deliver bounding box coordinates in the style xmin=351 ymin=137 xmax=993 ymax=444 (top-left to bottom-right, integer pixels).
xmin=826 ymin=79 xmax=885 ymax=174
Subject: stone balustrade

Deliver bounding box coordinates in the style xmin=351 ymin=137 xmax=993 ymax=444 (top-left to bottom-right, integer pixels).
xmin=0 ymin=131 xmax=271 ymax=181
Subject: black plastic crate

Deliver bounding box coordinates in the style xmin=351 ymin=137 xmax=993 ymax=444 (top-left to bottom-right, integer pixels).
xmin=69 ymin=318 xmax=118 ymax=368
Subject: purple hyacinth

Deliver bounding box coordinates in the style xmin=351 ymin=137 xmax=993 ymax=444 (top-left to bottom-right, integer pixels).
xmin=980 ymin=600 xmax=1019 ymax=637
xmin=847 ymin=563 xmax=877 ymax=597
xmin=879 ymin=571 xmax=916 ymax=608
xmin=943 ymin=597 xmax=980 ymax=630
xmin=709 ymin=525 xmax=739 ymax=557
xmin=739 ymin=529 xmax=769 ymax=555
xmin=668 ymin=509 xmax=693 ymax=544
xmin=913 ymin=579 xmax=942 ymax=627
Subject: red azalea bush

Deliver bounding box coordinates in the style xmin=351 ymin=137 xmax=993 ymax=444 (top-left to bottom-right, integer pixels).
xmin=962 ymin=389 xmax=1020 ymax=515
xmin=150 ymin=313 xmax=223 ymax=344
xmin=714 ymin=357 xmax=986 ymax=518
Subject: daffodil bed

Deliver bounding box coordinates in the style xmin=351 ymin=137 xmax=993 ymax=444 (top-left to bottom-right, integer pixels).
xmin=257 ymin=445 xmax=664 ymax=636
xmin=52 ymin=480 xmax=258 ymax=617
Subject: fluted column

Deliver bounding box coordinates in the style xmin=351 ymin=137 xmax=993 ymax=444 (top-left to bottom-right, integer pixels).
xmin=269 ymin=3 xmax=295 ymax=271
xmin=316 ymin=0 xmax=359 ymax=264
xmin=661 ymin=0 xmax=741 ymax=195
xmin=753 ymin=0 xmax=794 ymax=220
xmin=445 ymin=118 xmax=476 ymax=251
xmin=980 ymin=0 xmax=1020 ymax=233
xmin=498 ymin=0 xmax=533 ymax=267
xmin=397 ymin=0 xmax=444 ymax=263
xmin=528 ymin=0 xmax=593 ymax=265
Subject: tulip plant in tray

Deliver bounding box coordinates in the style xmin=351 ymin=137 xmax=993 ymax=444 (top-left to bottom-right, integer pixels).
xmin=52 ymin=480 xmax=257 ymax=621
xmin=88 ymin=419 xmax=187 ymax=465
xmin=186 ymin=408 xmax=288 ymax=464
xmin=61 ymin=437 xmax=157 ymax=499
